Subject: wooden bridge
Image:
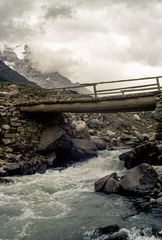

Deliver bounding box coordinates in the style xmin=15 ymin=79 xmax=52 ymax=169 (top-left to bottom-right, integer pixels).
xmin=19 ymin=76 xmax=162 ymax=114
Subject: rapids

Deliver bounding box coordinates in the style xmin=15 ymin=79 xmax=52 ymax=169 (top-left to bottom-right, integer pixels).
xmin=0 ymin=150 xmax=161 ymax=240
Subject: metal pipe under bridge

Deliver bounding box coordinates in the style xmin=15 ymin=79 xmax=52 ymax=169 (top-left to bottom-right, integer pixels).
xmin=19 ymin=75 xmax=162 ymax=113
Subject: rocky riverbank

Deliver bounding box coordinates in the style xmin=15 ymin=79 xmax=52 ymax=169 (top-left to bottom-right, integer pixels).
xmin=0 ymin=83 xmax=157 ymax=177
xmin=95 ymin=142 xmax=162 ymax=213
xmin=84 ymin=224 xmax=162 ymax=240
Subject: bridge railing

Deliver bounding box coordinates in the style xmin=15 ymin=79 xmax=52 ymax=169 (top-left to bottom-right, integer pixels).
xmin=51 ymin=76 xmax=162 ymax=99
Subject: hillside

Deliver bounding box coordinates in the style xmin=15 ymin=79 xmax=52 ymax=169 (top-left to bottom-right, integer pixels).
xmin=0 ymin=60 xmax=33 ymax=84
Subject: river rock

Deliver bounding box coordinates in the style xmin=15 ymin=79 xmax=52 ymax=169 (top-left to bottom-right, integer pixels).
xmin=119 ymin=143 xmax=160 ymax=169
xmin=157 ymin=197 xmax=162 ymax=205
xmin=103 ymin=177 xmax=120 ymax=194
xmin=74 ymin=121 xmax=90 ymax=139
xmin=0 ymin=168 xmax=7 ymax=177
xmin=38 ymin=125 xmax=66 ymax=153
xmin=120 ymin=163 xmax=158 ymax=196
xmin=107 ymin=130 xmax=116 ymax=138
xmin=3 ymin=163 xmax=23 ymax=176
xmin=45 ymin=153 xmax=56 ymax=167
xmin=92 ymin=225 xmax=130 ymax=240
xmin=90 ymin=136 xmax=106 ymax=150
xmin=71 ymin=138 xmax=97 ymax=161
xmin=88 ymin=118 xmax=101 ymax=129
xmin=35 ymin=162 xmax=47 ymax=174
xmin=98 ymin=225 xmax=120 ymax=235
xmin=152 ymin=166 xmax=162 ymax=184
xmin=0 ymin=177 xmax=14 ymax=184
xmin=95 ymin=172 xmax=119 ymax=193
xmin=106 ymin=232 xmax=129 ymax=240
xmin=22 ymin=163 xmax=35 ymax=175
xmin=134 ymin=131 xmax=144 ymax=141
xmin=133 ymin=113 xmax=141 ymax=121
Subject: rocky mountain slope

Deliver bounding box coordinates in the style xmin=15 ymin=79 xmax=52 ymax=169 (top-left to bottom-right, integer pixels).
xmin=0 ymin=60 xmax=33 ymax=84
xmin=0 ymin=46 xmax=90 ymax=93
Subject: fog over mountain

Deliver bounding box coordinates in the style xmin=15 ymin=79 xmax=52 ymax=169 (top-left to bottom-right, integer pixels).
xmin=0 ymin=0 xmax=162 ymax=84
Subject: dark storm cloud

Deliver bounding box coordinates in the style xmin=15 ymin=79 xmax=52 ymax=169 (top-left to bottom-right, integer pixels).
xmin=0 ymin=0 xmax=162 ymax=82
xmin=0 ymin=0 xmax=42 ymax=41
xmin=45 ymin=5 xmax=73 ymax=19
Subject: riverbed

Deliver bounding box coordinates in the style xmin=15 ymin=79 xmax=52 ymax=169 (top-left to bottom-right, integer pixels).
xmin=0 ymin=150 xmax=161 ymax=240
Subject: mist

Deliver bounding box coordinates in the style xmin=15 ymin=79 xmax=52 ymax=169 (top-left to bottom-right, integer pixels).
xmin=0 ymin=0 xmax=162 ymax=83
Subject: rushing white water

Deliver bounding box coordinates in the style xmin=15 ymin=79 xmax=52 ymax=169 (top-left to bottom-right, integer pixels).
xmin=0 ymin=150 xmax=161 ymax=240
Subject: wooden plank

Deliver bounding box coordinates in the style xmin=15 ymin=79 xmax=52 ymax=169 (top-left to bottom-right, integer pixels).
xmin=123 ymin=87 xmax=157 ymax=93
xmin=80 ymin=76 xmax=162 ymax=86
xmin=96 ymin=83 xmax=157 ymax=93
xmin=96 ymin=87 xmax=158 ymax=96
xmin=156 ymin=77 xmax=161 ymax=91
xmin=93 ymin=84 xmax=97 ymax=99
xmin=97 ymin=91 xmax=122 ymax=95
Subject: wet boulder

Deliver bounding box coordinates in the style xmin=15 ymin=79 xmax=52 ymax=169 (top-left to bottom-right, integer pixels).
xmin=95 ymin=172 xmax=119 ymax=194
xmin=119 ymin=143 xmax=160 ymax=169
xmin=0 ymin=177 xmax=14 ymax=184
xmin=22 ymin=163 xmax=35 ymax=175
xmin=3 ymin=162 xmax=36 ymax=176
xmin=35 ymin=162 xmax=47 ymax=174
xmin=98 ymin=225 xmax=120 ymax=235
xmin=157 ymin=197 xmax=162 ymax=205
xmin=92 ymin=225 xmax=128 ymax=240
xmin=106 ymin=232 xmax=129 ymax=240
xmin=71 ymin=138 xmax=97 ymax=161
xmin=3 ymin=163 xmax=23 ymax=176
xmin=120 ymin=163 xmax=158 ymax=196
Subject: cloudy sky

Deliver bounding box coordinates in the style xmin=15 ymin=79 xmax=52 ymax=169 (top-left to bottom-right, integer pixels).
xmin=0 ymin=0 xmax=162 ymax=83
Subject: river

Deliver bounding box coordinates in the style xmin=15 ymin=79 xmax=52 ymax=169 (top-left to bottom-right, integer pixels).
xmin=0 ymin=150 xmax=161 ymax=240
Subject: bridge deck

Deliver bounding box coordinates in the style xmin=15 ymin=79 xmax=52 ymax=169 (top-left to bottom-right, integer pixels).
xmin=18 ymin=75 xmax=162 ymax=113
xmin=18 ymin=91 xmax=159 ymax=113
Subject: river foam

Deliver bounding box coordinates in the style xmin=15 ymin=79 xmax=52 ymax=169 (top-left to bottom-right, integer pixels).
xmin=0 ymin=150 xmax=161 ymax=240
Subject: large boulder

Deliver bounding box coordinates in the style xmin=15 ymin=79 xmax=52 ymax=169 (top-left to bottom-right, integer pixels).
xmin=38 ymin=125 xmax=74 ymax=166
xmin=92 ymin=225 xmax=128 ymax=240
xmin=38 ymin=125 xmax=66 ymax=153
xmin=95 ymin=172 xmax=119 ymax=194
xmin=119 ymin=143 xmax=160 ymax=169
xmin=120 ymin=163 xmax=158 ymax=196
xmin=71 ymin=138 xmax=97 ymax=161
xmin=90 ymin=136 xmax=107 ymax=150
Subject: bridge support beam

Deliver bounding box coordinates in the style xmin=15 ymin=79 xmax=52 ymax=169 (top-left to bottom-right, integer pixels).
xmin=19 ymin=95 xmax=157 ymax=113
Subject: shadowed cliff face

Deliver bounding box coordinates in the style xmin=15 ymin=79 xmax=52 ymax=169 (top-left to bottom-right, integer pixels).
xmin=0 ymin=60 xmax=33 ymax=84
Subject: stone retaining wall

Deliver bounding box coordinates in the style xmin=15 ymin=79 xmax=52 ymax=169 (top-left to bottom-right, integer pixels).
xmin=0 ymin=95 xmax=42 ymax=168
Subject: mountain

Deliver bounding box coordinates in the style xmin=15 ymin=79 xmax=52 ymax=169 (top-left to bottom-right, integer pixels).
xmin=0 ymin=46 xmax=91 ymax=94
xmin=0 ymin=60 xmax=33 ymax=84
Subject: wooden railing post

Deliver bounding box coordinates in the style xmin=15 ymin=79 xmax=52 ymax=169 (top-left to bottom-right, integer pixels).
xmin=93 ymin=84 xmax=97 ymax=99
xmin=156 ymin=77 xmax=161 ymax=91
